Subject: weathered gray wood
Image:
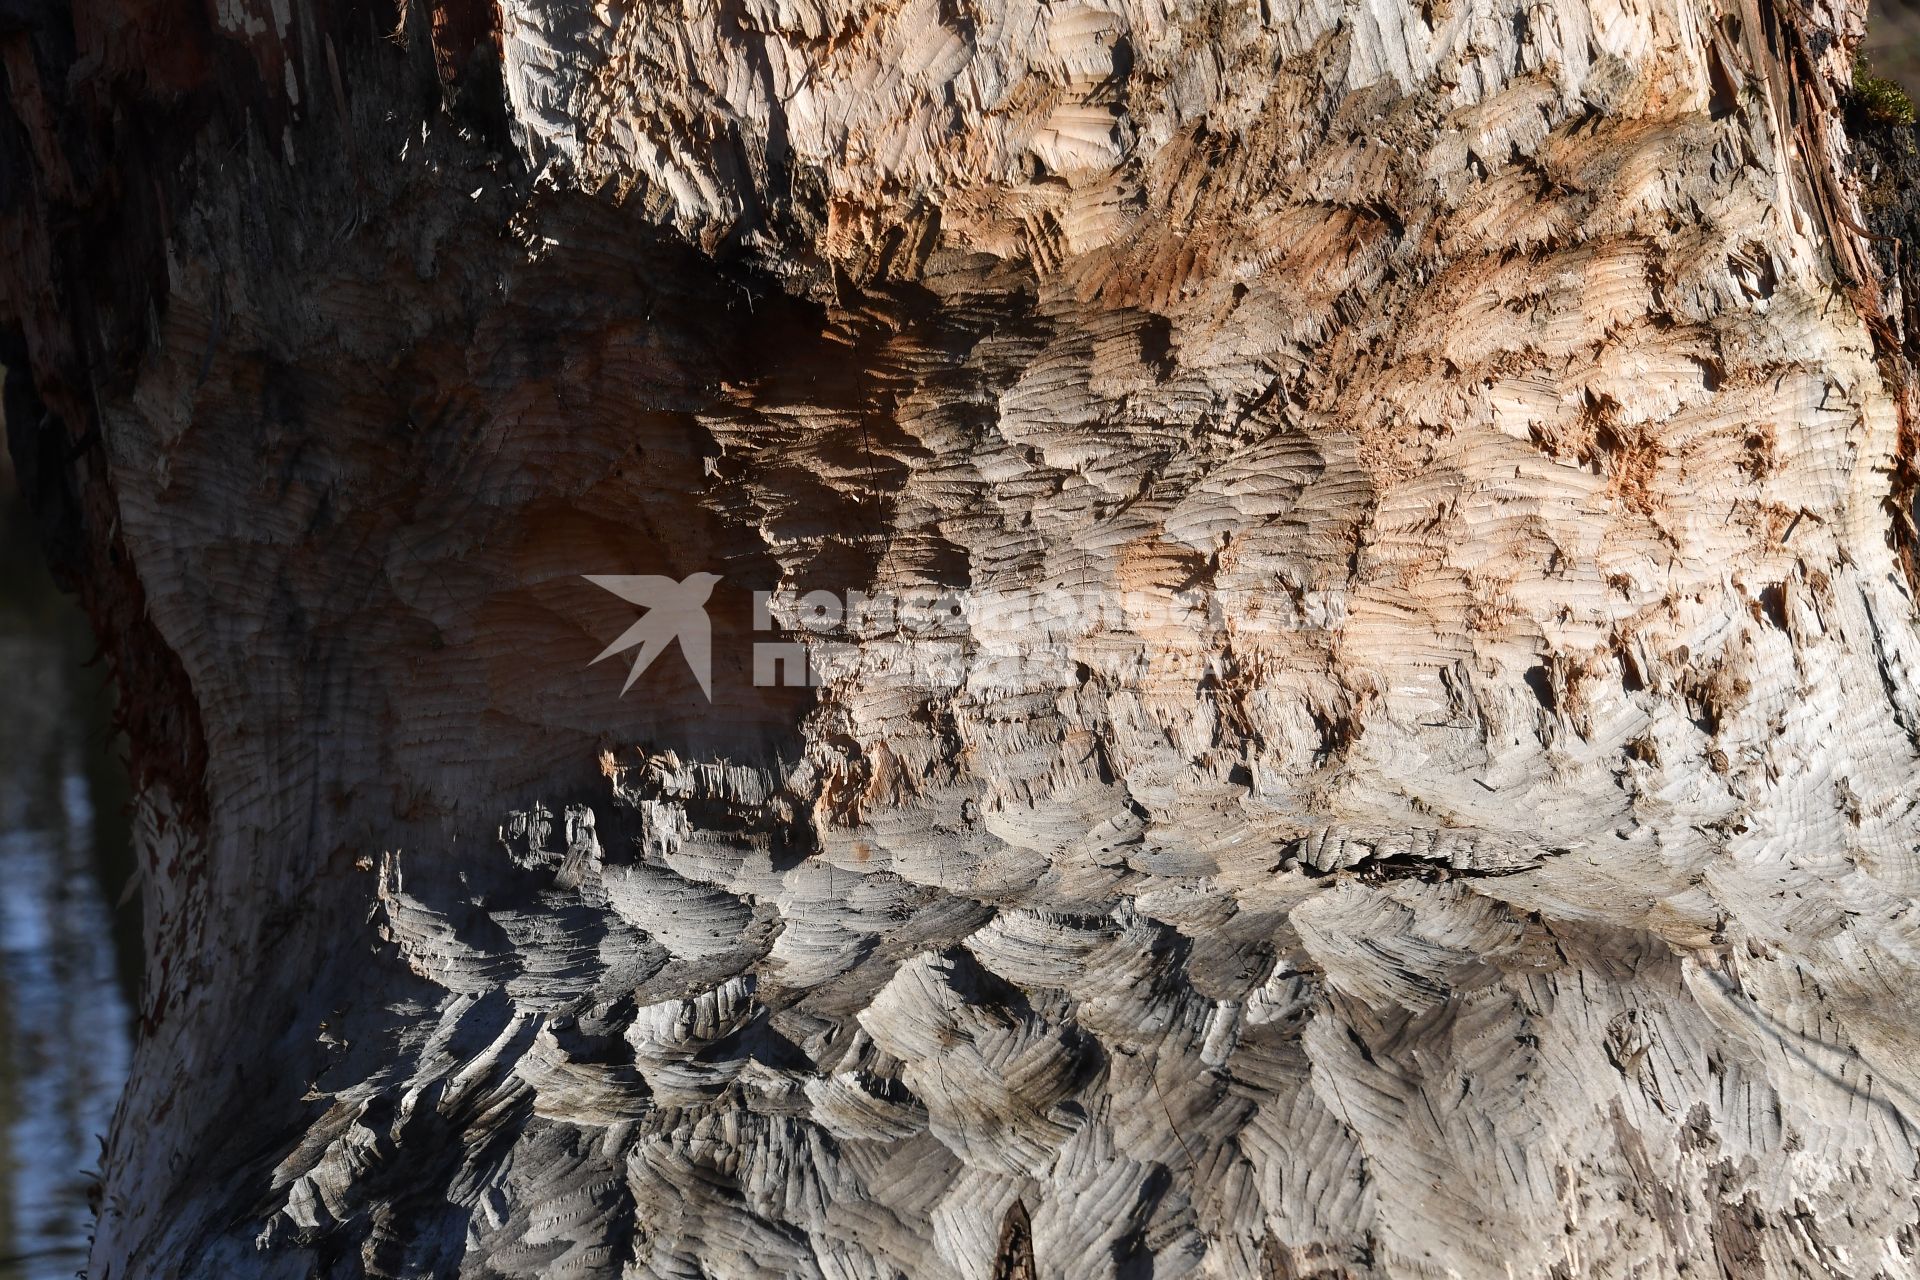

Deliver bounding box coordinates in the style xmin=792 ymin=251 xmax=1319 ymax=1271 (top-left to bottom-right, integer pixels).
xmin=6 ymin=0 xmax=1920 ymax=1275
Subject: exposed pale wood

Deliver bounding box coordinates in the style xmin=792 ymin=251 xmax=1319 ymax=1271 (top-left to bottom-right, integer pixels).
xmin=6 ymin=0 xmax=1920 ymax=1276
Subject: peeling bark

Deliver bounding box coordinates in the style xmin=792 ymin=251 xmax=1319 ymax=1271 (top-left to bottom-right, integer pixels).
xmin=7 ymin=0 xmax=1920 ymax=1276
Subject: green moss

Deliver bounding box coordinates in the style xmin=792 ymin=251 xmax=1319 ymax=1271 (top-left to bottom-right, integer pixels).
xmin=1855 ymin=58 xmax=1917 ymax=128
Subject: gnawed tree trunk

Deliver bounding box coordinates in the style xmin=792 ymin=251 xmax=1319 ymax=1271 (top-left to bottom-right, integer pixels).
xmin=6 ymin=0 xmax=1920 ymax=1274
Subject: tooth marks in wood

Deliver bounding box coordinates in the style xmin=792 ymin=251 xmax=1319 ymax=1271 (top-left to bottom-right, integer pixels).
xmin=12 ymin=0 xmax=1920 ymax=1275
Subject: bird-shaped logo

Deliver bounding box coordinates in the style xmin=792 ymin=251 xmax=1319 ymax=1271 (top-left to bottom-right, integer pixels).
xmin=583 ymin=572 xmax=722 ymax=699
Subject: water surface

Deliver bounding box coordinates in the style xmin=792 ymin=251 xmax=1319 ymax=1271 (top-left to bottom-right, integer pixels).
xmin=0 ymin=499 xmax=136 ymax=1280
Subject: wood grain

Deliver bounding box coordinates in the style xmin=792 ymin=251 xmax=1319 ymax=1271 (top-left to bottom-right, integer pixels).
xmin=4 ymin=0 xmax=1920 ymax=1275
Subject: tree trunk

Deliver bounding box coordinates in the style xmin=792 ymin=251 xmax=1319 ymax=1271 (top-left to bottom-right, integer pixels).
xmin=6 ymin=0 xmax=1920 ymax=1275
